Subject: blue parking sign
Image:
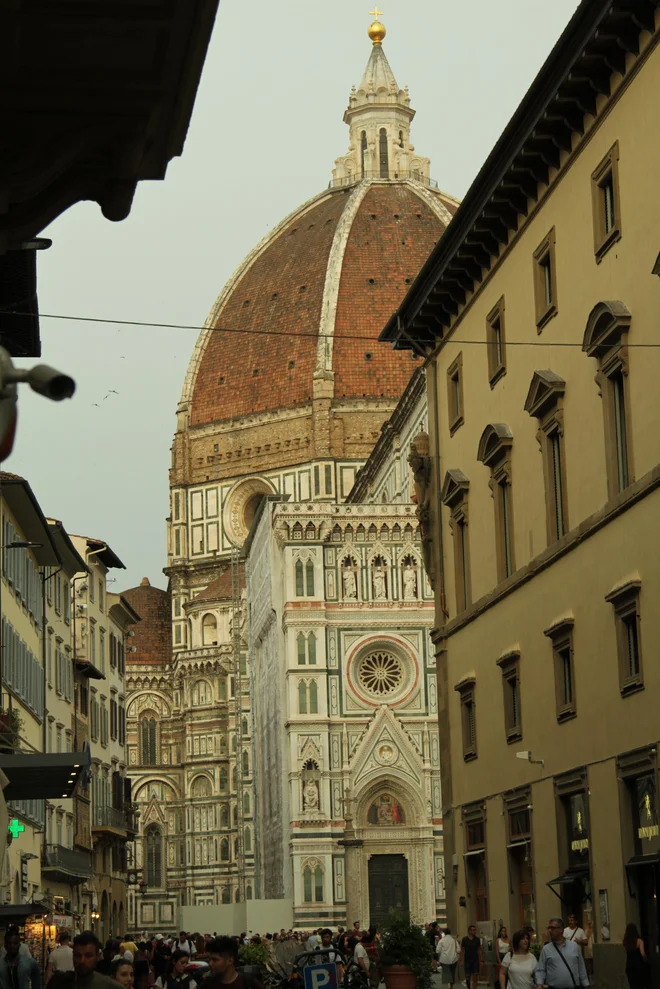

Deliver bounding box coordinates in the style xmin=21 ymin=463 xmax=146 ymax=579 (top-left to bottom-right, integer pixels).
xmin=303 ymin=963 xmax=339 ymax=989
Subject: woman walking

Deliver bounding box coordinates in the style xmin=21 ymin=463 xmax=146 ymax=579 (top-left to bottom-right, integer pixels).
xmin=498 ymin=930 xmax=536 ymax=989
xmin=623 ymin=924 xmax=649 ymax=989
xmin=494 ymin=927 xmax=511 ymax=988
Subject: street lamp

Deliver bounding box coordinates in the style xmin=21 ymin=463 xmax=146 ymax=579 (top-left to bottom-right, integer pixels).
xmin=0 ymin=540 xmax=43 ymax=713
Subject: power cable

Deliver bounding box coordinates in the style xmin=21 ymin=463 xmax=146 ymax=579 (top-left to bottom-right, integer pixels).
xmin=3 ymin=308 xmax=660 ymax=347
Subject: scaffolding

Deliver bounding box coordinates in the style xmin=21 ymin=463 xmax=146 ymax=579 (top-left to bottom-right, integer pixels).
xmin=231 ymin=546 xmax=246 ymax=903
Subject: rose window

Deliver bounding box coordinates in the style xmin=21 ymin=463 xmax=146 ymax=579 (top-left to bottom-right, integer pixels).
xmin=358 ymin=652 xmax=403 ymax=696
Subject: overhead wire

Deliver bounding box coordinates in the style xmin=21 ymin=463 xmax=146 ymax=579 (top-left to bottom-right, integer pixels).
xmin=2 ymin=307 xmax=660 ymax=347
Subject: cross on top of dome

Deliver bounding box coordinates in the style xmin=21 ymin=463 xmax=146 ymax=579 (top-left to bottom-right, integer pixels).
xmin=368 ymin=8 xmax=386 ymax=45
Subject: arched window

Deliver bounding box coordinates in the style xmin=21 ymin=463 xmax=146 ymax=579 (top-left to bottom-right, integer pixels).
xmin=379 ymin=128 xmax=389 ymax=178
xmin=220 ymin=805 xmax=229 ymax=828
xmin=308 ymin=632 xmax=317 ymax=666
xmin=219 ymin=679 xmax=227 ymax=701
xmin=202 ymin=614 xmax=218 ymax=646
xmin=220 ymin=838 xmax=229 ymax=861
xmin=234 ymin=837 xmax=239 ymax=858
xmin=361 ymin=132 xmax=368 ymax=177
xmin=297 ymin=633 xmax=306 ymax=665
xmin=191 ymin=775 xmax=212 ymax=798
xmin=144 ymin=825 xmax=162 ymax=887
xmin=219 ymin=768 xmax=228 ymax=792
xmin=222 ymin=887 xmax=231 ymax=904
xmin=303 ymin=866 xmax=313 ymax=903
xmin=241 ymin=716 xmax=249 ymax=736
xmin=242 ymin=750 xmax=249 ymax=776
xmin=232 ymin=767 xmax=238 ymax=790
xmin=220 ymin=737 xmax=227 ymax=755
xmin=309 ymin=681 xmax=318 ymax=715
xmin=298 ymin=681 xmax=308 ymax=715
xmin=140 ymin=717 xmax=158 ymax=766
xmin=244 ymin=827 xmax=252 ymax=853
xmin=295 ymin=560 xmax=304 ymax=596
xmin=243 ymin=792 xmax=250 ymax=815
xmin=247 ymin=885 xmax=253 ymax=900
xmin=314 ymin=866 xmax=324 ymax=902
xmin=305 ymin=560 xmax=315 ymax=596
xmin=231 ymin=735 xmax=237 ymax=753
xmin=192 ymin=680 xmax=211 ymax=706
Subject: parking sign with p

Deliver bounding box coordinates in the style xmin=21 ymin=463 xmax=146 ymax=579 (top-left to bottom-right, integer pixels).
xmin=303 ymin=963 xmax=339 ymax=989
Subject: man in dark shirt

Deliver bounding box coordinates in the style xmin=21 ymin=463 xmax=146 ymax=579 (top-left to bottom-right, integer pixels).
xmin=0 ymin=928 xmax=41 ymax=989
xmin=459 ymin=926 xmax=481 ymax=989
xmin=72 ymin=932 xmax=117 ymax=989
xmin=207 ymin=937 xmax=263 ymax=989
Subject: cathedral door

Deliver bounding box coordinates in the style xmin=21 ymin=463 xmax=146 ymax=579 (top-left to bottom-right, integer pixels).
xmin=368 ymin=854 xmax=409 ymax=927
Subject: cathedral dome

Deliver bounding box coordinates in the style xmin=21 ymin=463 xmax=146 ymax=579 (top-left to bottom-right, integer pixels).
xmin=185 ymin=181 xmax=456 ymax=428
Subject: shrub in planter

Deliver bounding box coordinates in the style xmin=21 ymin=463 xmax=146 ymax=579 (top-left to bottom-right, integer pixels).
xmin=379 ymin=909 xmax=434 ymax=989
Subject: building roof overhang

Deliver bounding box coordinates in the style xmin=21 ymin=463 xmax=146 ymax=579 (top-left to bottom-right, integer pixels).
xmin=47 ymin=520 xmax=89 ymax=577
xmin=380 ymin=0 xmax=658 ymax=353
xmin=0 ymin=751 xmax=90 ymax=801
xmin=0 ymin=473 xmax=60 ymax=566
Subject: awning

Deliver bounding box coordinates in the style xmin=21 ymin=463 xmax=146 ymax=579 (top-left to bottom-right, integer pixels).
xmin=626 ymin=854 xmax=660 ymax=869
xmin=0 ymin=903 xmax=48 ymax=920
xmin=463 ymin=849 xmax=486 ymax=857
xmin=0 ymin=752 xmax=90 ymax=801
xmin=547 ymin=870 xmax=590 ymax=903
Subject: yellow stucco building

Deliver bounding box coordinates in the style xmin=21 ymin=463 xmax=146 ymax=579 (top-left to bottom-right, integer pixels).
xmin=382 ymin=2 xmax=660 ymax=986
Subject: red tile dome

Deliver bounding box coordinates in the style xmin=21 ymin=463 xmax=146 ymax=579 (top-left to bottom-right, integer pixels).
xmin=186 ymin=181 xmax=455 ymax=427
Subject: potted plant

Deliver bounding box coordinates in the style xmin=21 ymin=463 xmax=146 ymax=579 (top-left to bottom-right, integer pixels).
xmin=238 ymin=941 xmax=269 ymax=976
xmin=379 ymin=909 xmax=434 ymax=989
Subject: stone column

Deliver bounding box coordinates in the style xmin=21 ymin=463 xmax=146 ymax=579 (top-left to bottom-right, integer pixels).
xmin=338 ymin=790 xmax=364 ymax=926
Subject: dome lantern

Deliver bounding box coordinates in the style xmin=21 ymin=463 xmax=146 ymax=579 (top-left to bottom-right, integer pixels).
xmin=368 ymin=7 xmax=386 ymax=45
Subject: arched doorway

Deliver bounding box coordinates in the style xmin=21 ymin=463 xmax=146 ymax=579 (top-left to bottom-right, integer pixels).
xmin=111 ymin=901 xmax=118 ymax=938
xmin=355 ymin=780 xmax=432 ymax=925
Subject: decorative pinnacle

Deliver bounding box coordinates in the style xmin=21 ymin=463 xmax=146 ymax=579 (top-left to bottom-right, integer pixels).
xmin=368 ymin=7 xmax=386 ymax=45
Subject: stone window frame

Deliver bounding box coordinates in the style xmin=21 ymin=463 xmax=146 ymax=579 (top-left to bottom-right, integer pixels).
xmin=441 ymin=469 xmax=472 ymax=613
xmin=533 ymin=226 xmax=558 ymax=330
xmin=583 ymin=301 xmax=634 ymax=500
xmin=486 ymin=296 xmax=507 ymax=387
xmin=455 ymin=675 xmax=477 ymax=762
xmin=544 ymin=616 xmax=577 ymax=722
xmin=496 ymin=649 xmax=522 ymax=744
xmin=605 ymin=577 xmax=643 ymax=697
xmin=296 ymin=630 xmax=317 ymax=666
xmin=524 ymin=370 xmax=569 ymax=545
xmin=477 ymin=423 xmax=515 ymax=583
xmin=447 ymin=352 xmax=465 ymax=435
xmin=591 ymin=141 xmax=622 ymax=262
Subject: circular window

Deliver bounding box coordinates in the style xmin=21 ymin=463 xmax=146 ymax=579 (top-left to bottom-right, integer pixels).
xmin=358 ymin=651 xmax=403 ymax=696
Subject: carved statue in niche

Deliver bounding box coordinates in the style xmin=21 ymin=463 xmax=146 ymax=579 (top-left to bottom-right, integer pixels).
xmin=342 ymin=563 xmax=357 ymax=600
xmin=303 ymin=780 xmax=319 ymax=811
xmin=409 ymin=433 xmax=435 ymax=590
xmin=372 ymin=560 xmax=387 ymax=600
xmin=403 ymin=563 xmax=417 ymax=601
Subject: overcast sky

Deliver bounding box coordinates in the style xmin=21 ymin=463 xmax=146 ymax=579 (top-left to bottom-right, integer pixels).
xmin=11 ymin=0 xmax=580 ymax=593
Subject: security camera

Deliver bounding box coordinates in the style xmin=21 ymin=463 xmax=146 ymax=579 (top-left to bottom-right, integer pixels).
xmin=23 ymin=364 xmax=75 ymax=401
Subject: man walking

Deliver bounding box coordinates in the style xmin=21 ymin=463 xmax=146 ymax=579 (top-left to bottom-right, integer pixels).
xmin=72 ymin=931 xmax=117 ymax=989
xmin=45 ymin=932 xmax=74 ymax=983
xmin=535 ymin=918 xmax=589 ymax=989
xmin=0 ymin=927 xmax=41 ymax=989
xmin=563 ymin=916 xmax=588 ymax=948
xmin=459 ymin=926 xmax=481 ymax=989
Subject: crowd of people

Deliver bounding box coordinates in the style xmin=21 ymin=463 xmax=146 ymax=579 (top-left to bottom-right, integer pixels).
xmin=0 ymin=913 xmax=652 ymax=989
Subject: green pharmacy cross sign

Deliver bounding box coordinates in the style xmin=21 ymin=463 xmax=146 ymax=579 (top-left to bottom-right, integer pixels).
xmin=8 ymin=819 xmax=25 ymax=839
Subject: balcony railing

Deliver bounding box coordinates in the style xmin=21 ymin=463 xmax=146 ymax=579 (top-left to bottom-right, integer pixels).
xmin=329 ymin=170 xmax=440 ymax=190
xmin=92 ymin=805 xmax=133 ymax=833
xmin=42 ymin=844 xmax=92 ymax=879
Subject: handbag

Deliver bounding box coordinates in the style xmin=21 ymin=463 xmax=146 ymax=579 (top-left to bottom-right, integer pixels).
xmin=551 ymin=942 xmax=577 ymax=987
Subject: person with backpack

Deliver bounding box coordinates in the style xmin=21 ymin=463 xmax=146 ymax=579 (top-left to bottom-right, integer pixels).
xmin=437 ymin=929 xmax=459 ymax=988
xmin=154 ymin=951 xmax=196 ymax=989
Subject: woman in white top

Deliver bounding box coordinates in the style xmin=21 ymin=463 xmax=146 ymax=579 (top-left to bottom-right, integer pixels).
xmin=495 ymin=926 xmax=511 ymax=988
xmin=499 ymin=930 xmax=536 ymax=989
xmin=154 ymin=951 xmax=197 ymax=989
